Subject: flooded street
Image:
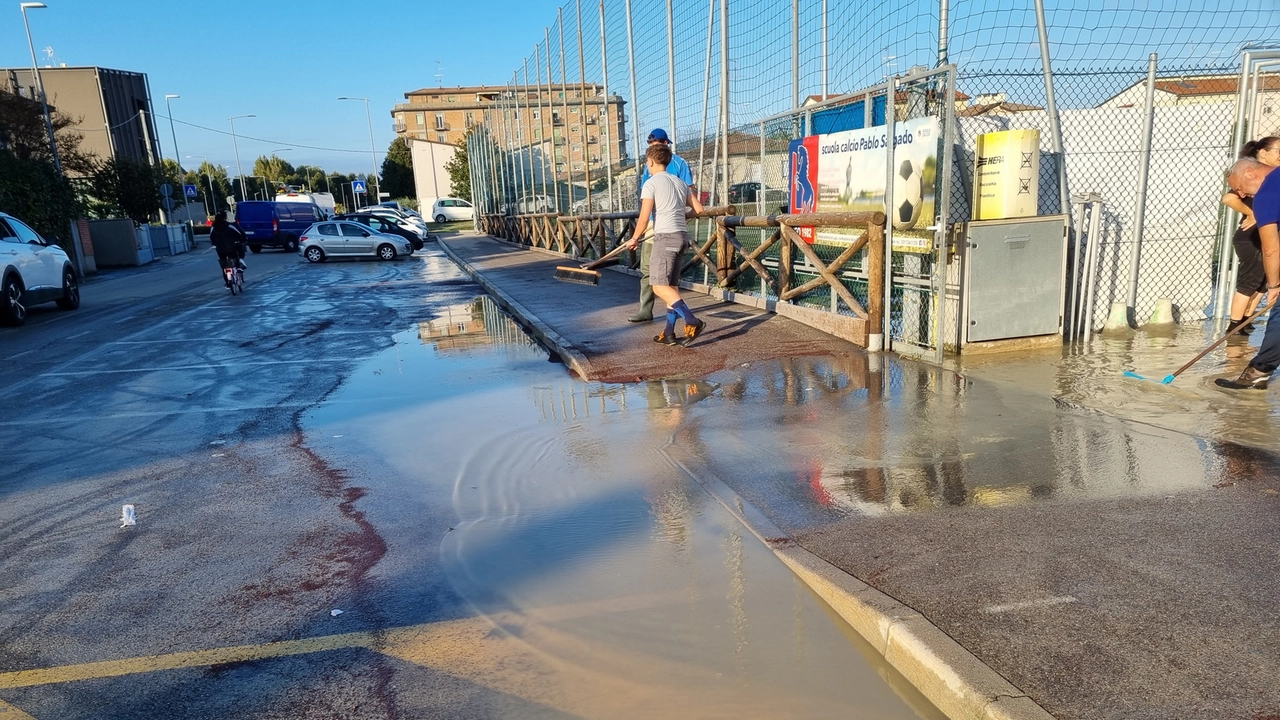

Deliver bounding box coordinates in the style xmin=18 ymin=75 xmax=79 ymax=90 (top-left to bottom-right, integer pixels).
xmin=303 ymin=300 xmax=941 ymax=719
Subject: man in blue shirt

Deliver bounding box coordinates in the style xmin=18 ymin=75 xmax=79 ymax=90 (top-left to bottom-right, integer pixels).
xmin=630 ymin=128 xmax=696 ymax=322
xmin=1218 ymin=158 xmax=1280 ymax=389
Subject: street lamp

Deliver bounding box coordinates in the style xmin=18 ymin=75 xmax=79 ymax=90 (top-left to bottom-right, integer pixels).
xmin=186 ymin=155 xmax=214 ymax=218
xmin=228 ymin=114 xmax=255 ymax=202
xmin=338 ymin=96 xmax=381 ymax=205
xmin=163 ymin=95 xmax=193 ymax=231
xmin=20 ymin=2 xmax=61 ymax=174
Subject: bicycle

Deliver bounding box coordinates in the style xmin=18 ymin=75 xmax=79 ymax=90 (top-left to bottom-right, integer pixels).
xmin=223 ymin=258 xmax=245 ymax=295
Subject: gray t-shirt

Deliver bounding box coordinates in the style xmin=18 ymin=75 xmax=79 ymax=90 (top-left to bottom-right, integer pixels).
xmin=640 ymin=172 xmax=690 ymax=234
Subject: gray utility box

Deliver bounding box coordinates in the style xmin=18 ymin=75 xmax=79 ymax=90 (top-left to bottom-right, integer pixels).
xmin=961 ymin=215 xmax=1067 ymax=344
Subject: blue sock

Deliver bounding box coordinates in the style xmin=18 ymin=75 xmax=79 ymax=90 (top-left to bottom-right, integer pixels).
xmin=665 ymin=309 xmax=678 ymax=336
xmin=672 ymin=300 xmax=696 ymax=324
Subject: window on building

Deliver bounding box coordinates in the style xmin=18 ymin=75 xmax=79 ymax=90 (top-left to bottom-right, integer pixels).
xmin=415 ymin=112 xmax=425 ymax=126
xmin=435 ymin=113 xmax=446 ymax=129
xmin=432 ymin=95 xmax=440 ymax=101
xmin=556 ymin=163 xmax=566 ymax=172
xmin=535 ymin=129 xmax=542 ymax=139
xmin=437 ymin=133 xmax=447 ymax=143
xmin=572 ymin=162 xmax=584 ymax=171
xmin=570 ymin=106 xmax=579 ymax=114
xmin=533 ymin=110 xmax=540 ymax=120
xmin=572 ymin=144 xmax=582 ymax=153
xmin=465 ymin=111 xmax=474 ymax=126
xmin=418 ymin=131 xmax=427 ymax=140
xmin=449 ymin=95 xmax=457 ymax=102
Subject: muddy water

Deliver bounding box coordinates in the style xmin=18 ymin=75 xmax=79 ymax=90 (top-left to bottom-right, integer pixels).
xmin=304 ymin=297 xmax=941 ymax=719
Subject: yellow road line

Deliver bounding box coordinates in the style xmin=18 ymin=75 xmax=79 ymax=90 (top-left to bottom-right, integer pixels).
xmin=0 ymin=631 xmax=375 ymax=690
xmin=0 ymin=698 xmax=37 ymax=719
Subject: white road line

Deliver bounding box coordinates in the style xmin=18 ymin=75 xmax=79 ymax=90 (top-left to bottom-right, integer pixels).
xmin=40 ymin=358 xmax=360 ymax=377
xmin=111 ymin=331 xmax=390 ymax=345
xmin=982 ymin=596 xmax=1078 ymax=614
xmin=4 ymin=349 xmax=36 ymax=360
xmin=0 ymin=396 xmax=402 ymax=426
xmin=65 ymin=330 xmax=90 ymax=340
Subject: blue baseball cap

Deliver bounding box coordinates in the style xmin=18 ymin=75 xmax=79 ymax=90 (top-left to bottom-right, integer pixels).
xmin=647 ymin=128 xmax=671 ymax=143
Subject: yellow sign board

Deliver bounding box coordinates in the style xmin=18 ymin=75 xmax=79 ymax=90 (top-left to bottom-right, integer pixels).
xmin=973 ymin=129 xmax=1040 ymax=220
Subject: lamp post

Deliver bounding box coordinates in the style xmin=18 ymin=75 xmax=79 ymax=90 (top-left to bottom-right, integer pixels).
xmin=338 ymin=96 xmax=381 ymax=205
xmin=19 ymin=2 xmax=60 ymax=175
xmin=163 ymin=95 xmax=194 ymax=232
xmin=228 ymin=114 xmax=255 ymax=202
xmin=186 ymin=155 xmax=213 ymax=218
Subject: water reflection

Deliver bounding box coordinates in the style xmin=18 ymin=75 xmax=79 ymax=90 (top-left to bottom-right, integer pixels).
xmin=417 ymin=295 xmax=536 ymax=351
xmin=681 ymin=354 xmax=1233 ymax=524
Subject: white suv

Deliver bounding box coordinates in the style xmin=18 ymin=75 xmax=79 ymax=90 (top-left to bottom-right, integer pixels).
xmin=0 ymin=212 xmax=79 ymax=326
xmin=430 ymin=198 xmax=474 ymax=224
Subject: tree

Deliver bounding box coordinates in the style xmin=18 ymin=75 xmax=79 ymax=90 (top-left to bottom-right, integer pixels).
xmin=0 ymin=90 xmax=96 ymax=176
xmin=444 ymin=136 xmax=471 ymax=202
xmin=0 ymin=150 xmax=78 ymax=252
xmin=89 ymin=156 xmax=162 ymax=224
xmin=380 ymin=137 xmax=415 ymax=200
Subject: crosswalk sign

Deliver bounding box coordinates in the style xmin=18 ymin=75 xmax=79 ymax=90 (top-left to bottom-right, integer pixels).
xmin=183 ymin=184 xmax=198 ymax=198
xmin=353 ymin=179 xmax=367 ymax=194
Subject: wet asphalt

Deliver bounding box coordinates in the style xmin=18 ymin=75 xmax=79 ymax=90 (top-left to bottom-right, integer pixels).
xmin=0 ymin=240 xmax=938 ymax=719
xmin=443 ymin=232 xmax=1280 ymax=720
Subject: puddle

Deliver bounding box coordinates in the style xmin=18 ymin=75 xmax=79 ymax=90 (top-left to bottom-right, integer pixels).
xmin=304 ymin=295 xmax=942 ymax=719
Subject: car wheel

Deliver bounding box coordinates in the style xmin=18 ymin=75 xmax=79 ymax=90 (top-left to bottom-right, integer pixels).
xmin=55 ymin=267 xmax=80 ymax=310
xmin=282 ymin=236 xmax=299 ymax=253
xmin=304 ymin=246 xmax=325 ymax=263
xmin=1 ymin=273 xmax=26 ymax=326
xmin=435 ymin=214 xmax=447 ymax=224
xmin=376 ymin=243 xmax=397 ymax=261
xmin=249 ymin=245 xmax=262 ymax=253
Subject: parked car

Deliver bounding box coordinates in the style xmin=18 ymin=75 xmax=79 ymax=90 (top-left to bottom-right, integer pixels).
xmin=298 ymin=221 xmax=414 ymax=263
xmin=430 ymin=197 xmax=475 ymax=224
xmin=0 ymin=212 xmax=78 ymax=326
xmin=336 ymin=212 xmax=426 ymax=249
xmin=363 ymin=206 xmax=428 ymax=232
xmin=235 ymin=200 xmax=327 ymax=253
xmin=728 ymin=182 xmax=760 ymax=204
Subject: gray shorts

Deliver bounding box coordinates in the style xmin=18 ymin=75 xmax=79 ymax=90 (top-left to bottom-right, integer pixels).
xmin=648 ymin=232 xmax=689 ymax=287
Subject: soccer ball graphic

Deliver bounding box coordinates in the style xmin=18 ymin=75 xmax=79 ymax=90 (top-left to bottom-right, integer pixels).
xmin=892 ymin=159 xmax=924 ymax=230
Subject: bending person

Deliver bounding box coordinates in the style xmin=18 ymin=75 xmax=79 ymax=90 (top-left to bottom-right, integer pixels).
xmin=630 ymin=129 xmax=695 ymax=323
xmin=1221 ymin=136 xmax=1280 ymax=335
xmin=1217 ymin=158 xmax=1280 ymax=390
xmin=625 ymin=142 xmax=707 ymax=346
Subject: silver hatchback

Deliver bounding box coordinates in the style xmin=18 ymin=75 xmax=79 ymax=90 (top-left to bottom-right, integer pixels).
xmin=298 ymin=221 xmax=414 ymax=263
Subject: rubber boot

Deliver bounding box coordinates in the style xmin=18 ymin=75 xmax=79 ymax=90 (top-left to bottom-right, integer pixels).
xmin=629 ymin=241 xmax=655 ymax=322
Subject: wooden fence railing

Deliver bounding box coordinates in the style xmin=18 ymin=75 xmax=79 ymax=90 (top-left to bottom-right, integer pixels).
xmin=480 ymin=208 xmax=886 ymax=346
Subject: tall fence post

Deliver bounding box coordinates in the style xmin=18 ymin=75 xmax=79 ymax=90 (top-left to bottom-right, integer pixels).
xmin=625 ymin=0 xmax=641 ymax=184
xmin=559 ymin=8 xmax=572 ymax=213
xmin=1033 ymin=0 xmax=1070 ymax=217
xmin=599 ymin=0 xmax=615 ymax=212
xmin=719 ymin=0 xmax=729 ymax=204
xmin=667 ymin=0 xmax=677 ymax=135
xmin=882 ymin=76 xmax=897 ymax=348
xmin=867 ymin=218 xmax=885 ymax=352
xmin=1126 ymin=52 xmax=1158 ymax=319
xmin=577 ymin=0 xmax=591 ymax=213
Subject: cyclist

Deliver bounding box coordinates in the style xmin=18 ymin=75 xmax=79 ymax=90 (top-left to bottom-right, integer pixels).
xmin=209 ymin=210 xmax=246 ymax=287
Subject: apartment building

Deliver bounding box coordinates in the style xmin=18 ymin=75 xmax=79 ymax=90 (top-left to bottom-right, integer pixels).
xmin=392 ymin=84 xmax=627 ymax=174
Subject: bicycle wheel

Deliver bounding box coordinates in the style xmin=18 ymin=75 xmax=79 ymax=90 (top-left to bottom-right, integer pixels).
xmin=234 ymin=269 xmax=244 ymax=294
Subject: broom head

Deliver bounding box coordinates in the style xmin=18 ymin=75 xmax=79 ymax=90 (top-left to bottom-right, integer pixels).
xmin=554 ymin=265 xmax=602 ymax=285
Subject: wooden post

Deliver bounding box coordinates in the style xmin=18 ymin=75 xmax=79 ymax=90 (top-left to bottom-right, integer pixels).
xmin=716 ymin=219 xmax=731 ymax=282
xmin=865 ymin=218 xmax=885 ymax=336
xmin=780 ymin=222 xmax=793 ymax=298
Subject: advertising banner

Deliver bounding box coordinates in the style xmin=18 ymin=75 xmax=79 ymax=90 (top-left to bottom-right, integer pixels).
xmin=788 ymin=116 xmax=939 ymax=252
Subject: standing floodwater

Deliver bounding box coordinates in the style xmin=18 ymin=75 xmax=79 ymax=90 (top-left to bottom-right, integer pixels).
xmin=304 ymin=295 xmax=941 ymax=719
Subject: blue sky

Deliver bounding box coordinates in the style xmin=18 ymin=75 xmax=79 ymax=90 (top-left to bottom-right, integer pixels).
xmin=0 ymin=0 xmax=559 ymax=173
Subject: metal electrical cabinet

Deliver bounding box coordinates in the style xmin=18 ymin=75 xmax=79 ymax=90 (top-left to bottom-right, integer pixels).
xmin=961 ymin=215 xmax=1068 ymax=344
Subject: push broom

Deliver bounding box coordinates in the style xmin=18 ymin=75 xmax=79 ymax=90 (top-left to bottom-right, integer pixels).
xmin=1123 ymin=304 xmax=1270 ymax=384
xmin=553 ymin=243 xmax=634 ymax=286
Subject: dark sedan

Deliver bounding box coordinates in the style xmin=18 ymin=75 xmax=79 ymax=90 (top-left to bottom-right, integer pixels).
xmin=335 ymin=213 xmax=427 ymax=250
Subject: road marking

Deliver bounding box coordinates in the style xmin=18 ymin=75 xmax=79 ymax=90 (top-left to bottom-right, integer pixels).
xmin=0 ymin=698 xmax=37 ymax=719
xmin=0 ymin=591 xmax=686 ymax=692
xmin=3 ymin=349 xmax=35 ymax=361
xmin=0 ymin=397 xmax=403 ymax=427
xmin=982 ymin=596 xmax=1078 ymax=614
xmin=40 ymin=359 xmax=360 ymax=377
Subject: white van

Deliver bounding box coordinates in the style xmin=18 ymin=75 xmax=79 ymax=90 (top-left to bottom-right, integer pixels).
xmin=275 ymin=191 xmax=336 ymax=219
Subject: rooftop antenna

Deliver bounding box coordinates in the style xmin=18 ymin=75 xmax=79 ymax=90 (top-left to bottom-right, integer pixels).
xmin=42 ymin=45 xmax=56 ymax=67
xmin=434 ymin=61 xmax=444 ymax=87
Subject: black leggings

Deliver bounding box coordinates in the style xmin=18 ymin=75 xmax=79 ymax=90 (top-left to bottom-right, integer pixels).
xmin=1234 ymin=225 xmax=1266 ymax=297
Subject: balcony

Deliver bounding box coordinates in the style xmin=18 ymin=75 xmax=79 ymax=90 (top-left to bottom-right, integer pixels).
xmin=393 ymin=122 xmax=407 ymax=133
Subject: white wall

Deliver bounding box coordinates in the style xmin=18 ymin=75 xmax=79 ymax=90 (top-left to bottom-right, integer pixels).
xmin=410 ymin=138 xmax=457 ymax=207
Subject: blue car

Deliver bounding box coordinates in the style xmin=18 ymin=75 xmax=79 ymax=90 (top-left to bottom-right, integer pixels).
xmin=235 ymin=201 xmax=326 ymax=253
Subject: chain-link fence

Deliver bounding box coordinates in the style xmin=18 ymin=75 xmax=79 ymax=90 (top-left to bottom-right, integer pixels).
xmin=469 ymin=0 xmax=1280 ymax=352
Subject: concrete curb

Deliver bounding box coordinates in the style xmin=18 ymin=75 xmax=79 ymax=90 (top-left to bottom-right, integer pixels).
xmin=437 ymin=237 xmax=596 ymax=381
xmin=439 ymin=233 xmax=1055 ymax=720
xmin=659 ymin=446 xmax=1056 ymax=720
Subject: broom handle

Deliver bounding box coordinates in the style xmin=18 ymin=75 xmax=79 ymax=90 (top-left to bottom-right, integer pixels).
xmin=1171 ymin=303 xmax=1271 ymax=378
xmin=582 ymin=242 xmax=634 ymax=270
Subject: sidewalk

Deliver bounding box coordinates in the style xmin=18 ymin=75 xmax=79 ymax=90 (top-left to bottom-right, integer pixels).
xmin=440 ymin=232 xmax=1280 ymax=720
